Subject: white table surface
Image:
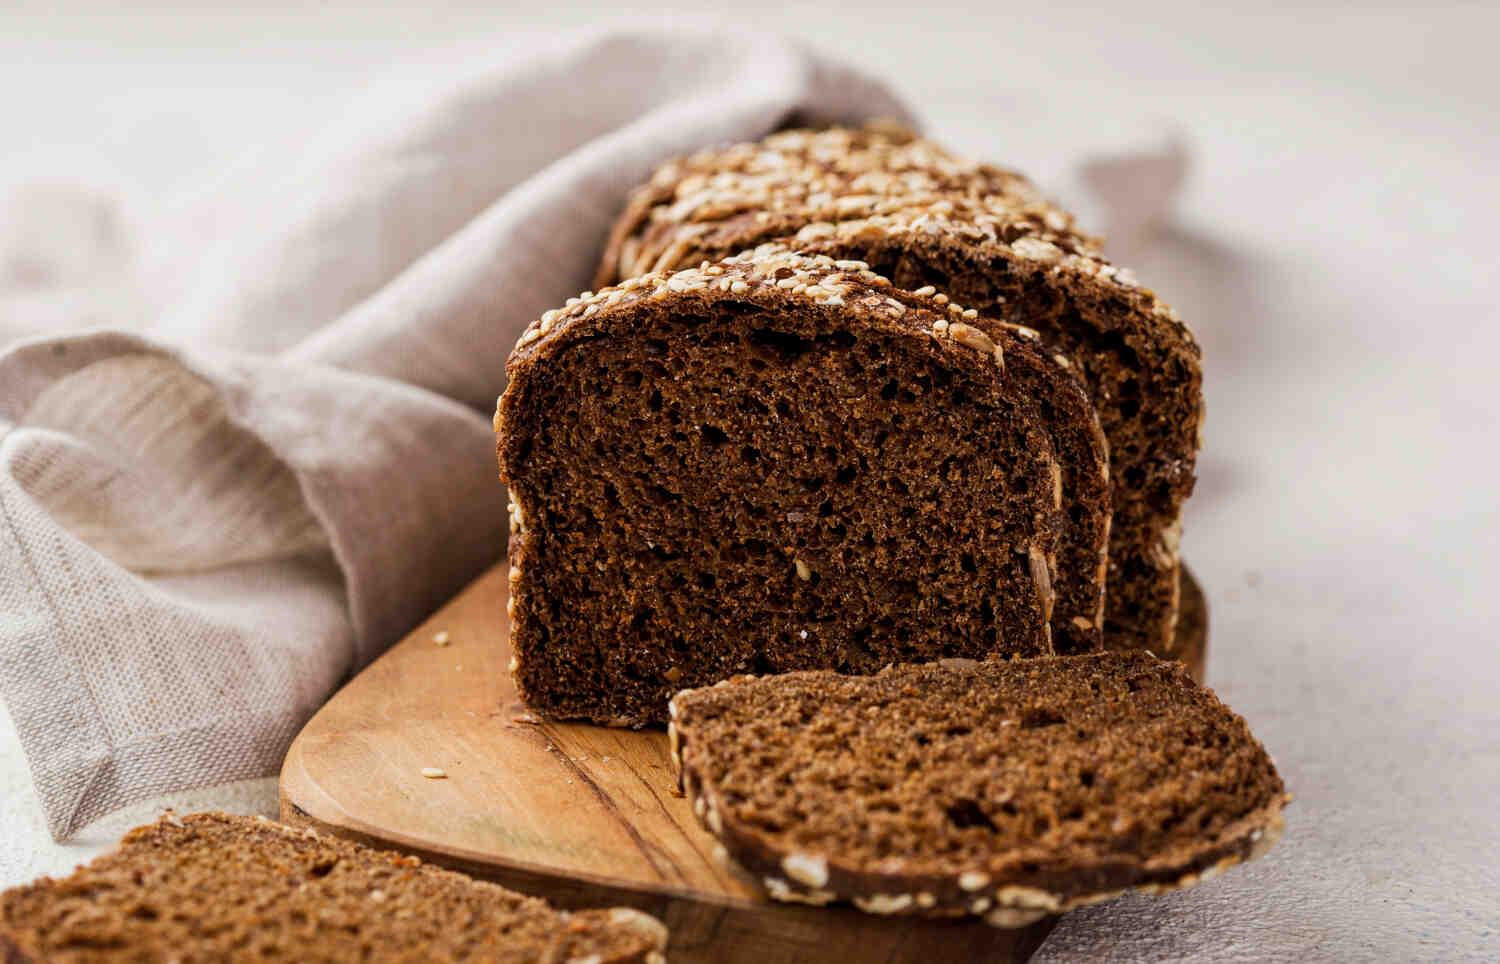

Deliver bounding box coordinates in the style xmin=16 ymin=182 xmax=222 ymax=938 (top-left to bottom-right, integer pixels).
xmin=3 ymin=3 xmax=1497 ymax=960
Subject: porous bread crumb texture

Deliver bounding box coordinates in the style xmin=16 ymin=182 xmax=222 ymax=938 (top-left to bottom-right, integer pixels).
xmin=0 ymin=812 xmax=666 ymax=964
xmin=497 ymin=246 xmax=1103 ymax=726
xmin=596 ymin=125 xmax=1203 ymax=656
xmin=669 ymin=652 xmax=1288 ymax=921
xmin=875 ymin=287 xmax=1110 ymax=654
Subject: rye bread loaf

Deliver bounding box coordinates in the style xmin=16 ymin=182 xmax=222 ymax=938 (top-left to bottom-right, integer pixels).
xmin=0 ymin=812 xmax=666 ymax=964
xmin=596 ymin=126 xmax=1203 ymax=656
xmin=496 ymin=245 xmax=1110 ymax=725
xmin=668 ymin=652 xmax=1288 ymax=926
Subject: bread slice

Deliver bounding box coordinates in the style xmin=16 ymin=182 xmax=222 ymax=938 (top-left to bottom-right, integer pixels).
xmin=668 ymin=652 xmax=1288 ymax=926
xmin=845 ymin=280 xmax=1110 ymax=655
xmin=0 ymin=812 xmax=667 ymax=963
xmin=496 ymin=244 xmax=1109 ymax=725
xmin=596 ymin=126 xmax=1203 ymax=656
xmin=971 ymin=318 xmax=1109 ymax=654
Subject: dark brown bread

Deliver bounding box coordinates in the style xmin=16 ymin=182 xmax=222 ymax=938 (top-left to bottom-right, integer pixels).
xmin=496 ymin=245 xmax=1110 ymax=725
xmin=0 ymin=812 xmax=667 ymax=963
xmin=596 ymin=126 xmax=1204 ymax=656
xmin=957 ymin=317 xmax=1109 ymax=654
xmin=668 ymin=652 xmax=1288 ymax=926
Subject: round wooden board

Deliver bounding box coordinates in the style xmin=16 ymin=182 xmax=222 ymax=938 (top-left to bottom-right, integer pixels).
xmin=281 ymin=564 xmax=1208 ymax=963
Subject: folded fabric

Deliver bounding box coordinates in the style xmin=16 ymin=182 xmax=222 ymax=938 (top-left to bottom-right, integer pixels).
xmin=0 ymin=27 xmax=914 ymax=840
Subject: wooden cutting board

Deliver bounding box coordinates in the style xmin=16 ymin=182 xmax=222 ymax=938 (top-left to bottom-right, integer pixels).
xmin=280 ymin=564 xmax=1207 ymax=963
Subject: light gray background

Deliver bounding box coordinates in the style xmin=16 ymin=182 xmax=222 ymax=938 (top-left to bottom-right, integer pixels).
xmin=2 ymin=3 xmax=1496 ymax=960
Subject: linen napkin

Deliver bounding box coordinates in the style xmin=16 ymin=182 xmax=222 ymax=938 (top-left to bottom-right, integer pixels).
xmin=0 ymin=27 xmax=913 ymax=840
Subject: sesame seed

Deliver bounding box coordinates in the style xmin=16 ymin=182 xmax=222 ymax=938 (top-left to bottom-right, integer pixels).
xmin=421 ymin=767 xmax=448 ymax=779
xmin=912 ymin=285 xmax=937 ymax=297
xmin=433 ymin=631 xmax=450 ymax=646
xmin=960 ymin=870 xmax=992 ymax=891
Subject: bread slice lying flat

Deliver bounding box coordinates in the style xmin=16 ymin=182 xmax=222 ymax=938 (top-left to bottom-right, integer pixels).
xmin=597 ymin=126 xmax=1203 ymax=657
xmin=497 ymin=244 xmax=1111 ymax=726
xmin=0 ymin=812 xmax=667 ymax=963
xmin=668 ymin=652 xmax=1287 ymax=926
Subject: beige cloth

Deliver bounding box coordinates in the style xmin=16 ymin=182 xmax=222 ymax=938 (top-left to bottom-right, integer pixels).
xmin=0 ymin=28 xmax=912 ymax=839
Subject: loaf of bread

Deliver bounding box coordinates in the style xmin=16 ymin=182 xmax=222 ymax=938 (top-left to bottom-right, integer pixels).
xmin=0 ymin=812 xmax=667 ymax=963
xmin=596 ymin=126 xmax=1203 ymax=656
xmin=668 ymin=652 xmax=1287 ymax=925
xmin=497 ymin=245 xmax=1111 ymax=724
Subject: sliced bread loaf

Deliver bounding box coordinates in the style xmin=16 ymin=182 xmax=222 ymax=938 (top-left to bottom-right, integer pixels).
xmin=668 ymin=652 xmax=1287 ymax=926
xmin=497 ymin=245 xmax=1109 ymax=725
xmin=596 ymin=126 xmax=1203 ymax=656
xmin=0 ymin=812 xmax=667 ymax=963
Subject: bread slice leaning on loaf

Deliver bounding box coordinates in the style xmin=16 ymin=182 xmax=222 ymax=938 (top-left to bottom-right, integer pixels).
xmin=668 ymin=652 xmax=1288 ymax=926
xmin=497 ymin=244 xmax=1110 ymax=725
xmin=0 ymin=812 xmax=667 ymax=963
xmin=596 ymin=126 xmax=1203 ymax=657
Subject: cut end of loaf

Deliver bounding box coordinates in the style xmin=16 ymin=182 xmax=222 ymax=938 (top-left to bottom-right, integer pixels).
xmin=498 ymin=247 xmax=1067 ymax=725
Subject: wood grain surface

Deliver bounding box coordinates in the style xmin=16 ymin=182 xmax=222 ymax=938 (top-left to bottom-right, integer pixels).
xmin=281 ymin=564 xmax=1207 ymax=963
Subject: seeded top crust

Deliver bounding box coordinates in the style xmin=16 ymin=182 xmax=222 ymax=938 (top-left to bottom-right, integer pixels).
xmin=668 ymin=653 xmax=1287 ymax=926
xmin=0 ymin=812 xmax=667 ymax=963
xmin=497 ymin=245 xmax=1090 ymax=725
xmin=594 ymin=126 xmax=1203 ymax=657
xmin=595 ymin=125 xmax=1104 ymax=293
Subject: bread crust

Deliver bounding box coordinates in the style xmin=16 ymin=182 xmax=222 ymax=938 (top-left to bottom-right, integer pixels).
xmin=594 ymin=127 xmax=1202 ymax=656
